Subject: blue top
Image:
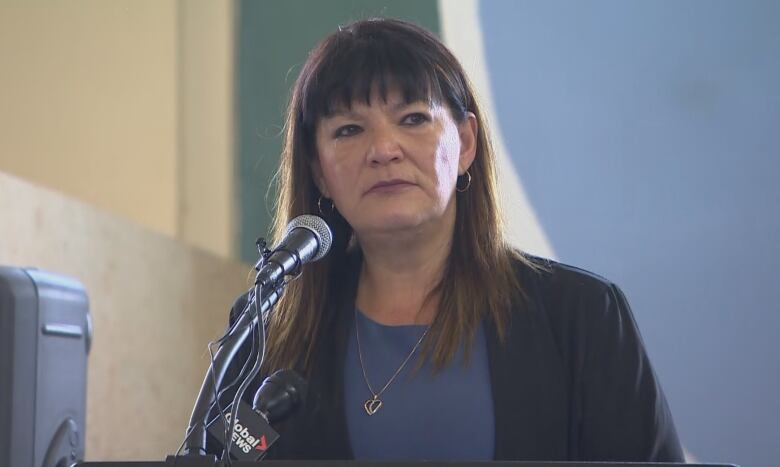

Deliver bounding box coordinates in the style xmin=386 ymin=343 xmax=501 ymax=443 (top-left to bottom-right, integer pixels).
xmin=344 ymin=309 xmax=495 ymax=461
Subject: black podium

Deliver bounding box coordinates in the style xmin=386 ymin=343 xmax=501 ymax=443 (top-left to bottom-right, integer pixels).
xmin=79 ymin=461 xmax=738 ymax=467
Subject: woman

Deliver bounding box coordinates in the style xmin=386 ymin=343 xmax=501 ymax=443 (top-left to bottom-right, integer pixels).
xmin=229 ymin=18 xmax=683 ymax=461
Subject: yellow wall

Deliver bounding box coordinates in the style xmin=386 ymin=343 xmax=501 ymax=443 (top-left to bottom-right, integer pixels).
xmin=0 ymin=1 xmax=179 ymax=235
xmin=0 ymin=0 xmax=236 ymax=258
xmin=0 ymin=1 xmax=244 ymax=459
xmin=178 ymin=0 xmax=236 ymax=258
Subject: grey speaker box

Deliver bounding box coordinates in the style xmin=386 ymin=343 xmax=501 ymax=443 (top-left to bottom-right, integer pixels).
xmin=0 ymin=267 xmax=92 ymax=467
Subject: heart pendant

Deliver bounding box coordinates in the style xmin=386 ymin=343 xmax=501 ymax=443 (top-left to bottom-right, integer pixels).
xmin=364 ymin=397 xmax=383 ymax=415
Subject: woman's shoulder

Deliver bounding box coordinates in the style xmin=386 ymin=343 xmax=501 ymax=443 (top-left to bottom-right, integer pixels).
xmin=509 ymin=252 xmax=634 ymax=335
xmin=513 ymin=253 xmax=618 ymax=301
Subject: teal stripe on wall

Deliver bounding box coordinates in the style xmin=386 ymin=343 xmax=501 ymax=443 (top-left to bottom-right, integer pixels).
xmin=236 ymin=0 xmax=440 ymax=262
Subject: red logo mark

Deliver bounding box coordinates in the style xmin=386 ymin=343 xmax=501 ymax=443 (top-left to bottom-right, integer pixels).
xmin=255 ymin=435 xmax=268 ymax=451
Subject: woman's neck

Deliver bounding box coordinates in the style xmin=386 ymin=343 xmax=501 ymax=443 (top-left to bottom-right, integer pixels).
xmin=355 ymin=208 xmax=455 ymax=326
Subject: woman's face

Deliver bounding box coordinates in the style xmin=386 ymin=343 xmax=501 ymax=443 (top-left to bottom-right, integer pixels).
xmin=312 ymin=88 xmax=477 ymax=237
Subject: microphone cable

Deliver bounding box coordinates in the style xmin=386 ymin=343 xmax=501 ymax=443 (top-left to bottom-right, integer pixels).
xmin=222 ymin=283 xmax=266 ymax=465
xmin=174 ymin=290 xmax=259 ymax=457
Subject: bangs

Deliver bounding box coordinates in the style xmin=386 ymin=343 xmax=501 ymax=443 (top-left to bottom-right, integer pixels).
xmin=298 ymin=25 xmax=455 ymax=134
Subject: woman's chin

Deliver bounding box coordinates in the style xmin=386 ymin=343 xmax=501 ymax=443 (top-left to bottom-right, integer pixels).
xmin=354 ymin=210 xmax=440 ymax=236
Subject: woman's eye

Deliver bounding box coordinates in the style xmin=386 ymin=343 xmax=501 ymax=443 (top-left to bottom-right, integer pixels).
xmin=334 ymin=124 xmax=362 ymax=138
xmin=401 ymin=112 xmax=430 ymax=126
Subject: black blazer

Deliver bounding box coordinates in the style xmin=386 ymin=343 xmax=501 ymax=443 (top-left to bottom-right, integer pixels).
xmin=223 ymin=255 xmax=684 ymax=461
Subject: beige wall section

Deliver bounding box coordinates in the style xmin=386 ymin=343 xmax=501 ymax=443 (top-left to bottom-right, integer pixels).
xmin=0 ymin=1 xmax=179 ymax=237
xmin=0 ymin=0 xmax=236 ymax=258
xmin=0 ymin=171 xmax=250 ymax=460
xmin=177 ymin=0 xmax=236 ymax=258
xmin=438 ymin=0 xmax=555 ymax=258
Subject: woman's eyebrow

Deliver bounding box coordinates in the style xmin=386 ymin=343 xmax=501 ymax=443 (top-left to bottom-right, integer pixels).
xmin=326 ymin=108 xmax=362 ymax=119
xmin=390 ymin=99 xmax=429 ymax=111
xmin=325 ymin=99 xmax=430 ymax=119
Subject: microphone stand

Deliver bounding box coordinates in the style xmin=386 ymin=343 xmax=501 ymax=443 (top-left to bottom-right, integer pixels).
xmin=170 ymin=239 xmax=284 ymax=465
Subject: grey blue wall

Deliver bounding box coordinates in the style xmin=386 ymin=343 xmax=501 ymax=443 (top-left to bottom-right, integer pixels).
xmin=235 ymin=2 xmax=778 ymax=465
xmin=480 ymin=1 xmax=780 ymax=465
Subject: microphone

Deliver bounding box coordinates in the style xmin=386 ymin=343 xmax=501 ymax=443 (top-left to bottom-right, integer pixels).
xmin=253 ymin=369 xmax=307 ymax=424
xmin=256 ymin=215 xmax=333 ymax=290
xmin=181 ymin=217 xmax=331 ymax=458
xmin=206 ymin=370 xmax=307 ymax=461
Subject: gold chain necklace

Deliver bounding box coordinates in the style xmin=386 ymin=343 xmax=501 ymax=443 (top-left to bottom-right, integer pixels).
xmin=355 ymin=309 xmax=429 ymax=415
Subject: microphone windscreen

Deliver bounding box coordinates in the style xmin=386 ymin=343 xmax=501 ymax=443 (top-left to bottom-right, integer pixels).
xmin=253 ymin=369 xmax=308 ymax=424
xmin=285 ymin=215 xmax=332 ymax=262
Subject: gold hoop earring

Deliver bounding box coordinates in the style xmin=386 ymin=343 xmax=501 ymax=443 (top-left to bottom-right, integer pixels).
xmin=317 ymin=195 xmax=335 ymax=215
xmin=456 ymin=170 xmax=472 ymax=192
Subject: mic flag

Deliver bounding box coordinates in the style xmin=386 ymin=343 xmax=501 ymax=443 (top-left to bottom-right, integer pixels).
xmin=207 ymin=400 xmax=280 ymax=461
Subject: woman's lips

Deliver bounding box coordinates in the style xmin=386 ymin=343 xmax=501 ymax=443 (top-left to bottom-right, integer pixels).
xmin=365 ymin=179 xmax=416 ymax=195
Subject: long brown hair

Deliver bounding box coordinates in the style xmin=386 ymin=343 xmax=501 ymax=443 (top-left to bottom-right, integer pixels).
xmin=264 ymin=18 xmax=529 ymax=374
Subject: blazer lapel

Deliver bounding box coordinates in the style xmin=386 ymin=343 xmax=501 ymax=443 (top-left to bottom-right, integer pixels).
xmin=487 ymin=280 xmax=570 ymax=460
xmin=290 ymin=256 xmax=359 ymax=460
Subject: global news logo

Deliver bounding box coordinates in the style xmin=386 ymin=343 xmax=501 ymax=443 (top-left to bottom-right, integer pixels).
xmin=224 ymin=412 xmax=269 ymax=454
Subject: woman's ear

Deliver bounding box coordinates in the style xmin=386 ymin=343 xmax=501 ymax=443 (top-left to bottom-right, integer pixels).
xmin=457 ymin=112 xmax=478 ymax=175
xmin=310 ymin=157 xmax=331 ymax=198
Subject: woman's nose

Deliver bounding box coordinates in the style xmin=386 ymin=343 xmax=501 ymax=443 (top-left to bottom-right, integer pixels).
xmin=366 ymin=125 xmax=403 ymax=166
